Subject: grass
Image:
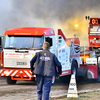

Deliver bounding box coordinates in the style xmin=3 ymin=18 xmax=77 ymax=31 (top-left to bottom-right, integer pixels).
xmin=52 ymin=91 xmax=100 ymax=100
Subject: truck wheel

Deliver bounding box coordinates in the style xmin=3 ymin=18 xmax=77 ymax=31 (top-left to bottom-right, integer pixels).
xmin=6 ymin=77 xmax=17 ymax=84
xmin=60 ymin=75 xmax=70 ymax=84
xmin=98 ymin=63 xmax=100 ymax=75
xmin=71 ymin=60 xmax=77 ymax=78
xmin=60 ymin=60 xmax=78 ymax=84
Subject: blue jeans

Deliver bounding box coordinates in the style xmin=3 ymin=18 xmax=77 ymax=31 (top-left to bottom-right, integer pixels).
xmin=36 ymin=75 xmax=52 ymax=100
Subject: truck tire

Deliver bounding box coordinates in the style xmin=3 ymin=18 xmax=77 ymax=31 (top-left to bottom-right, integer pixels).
xmin=60 ymin=75 xmax=70 ymax=84
xmin=6 ymin=77 xmax=17 ymax=84
xmin=98 ymin=63 xmax=100 ymax=75
xmin=71 ymin=60 xmax=77 ymax=78
xmin=60 ymin=60 xmax=78 ymax=84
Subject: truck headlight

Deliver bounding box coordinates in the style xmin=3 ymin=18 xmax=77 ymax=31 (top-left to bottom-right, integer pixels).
xmin=4 ymin=70 xmax=9 ymax=75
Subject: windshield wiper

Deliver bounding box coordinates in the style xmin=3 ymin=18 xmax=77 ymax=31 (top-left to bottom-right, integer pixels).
xmin=4 ymin=47 xmax=19 ymax=49
xmin=15 ymin=50 xmax=29 ymax=53
xmin=19 ymin=48 xmax=43 ymax=50
xmin=4 ymin=47 xmax=43 ymax=50
xmin=29 ymin=48 xmax=43 ymax=50
xmin=19 ymin=48 xmax=29 ymax=50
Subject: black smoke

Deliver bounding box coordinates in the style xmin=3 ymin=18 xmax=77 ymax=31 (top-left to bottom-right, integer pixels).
xmin=0 ymin=0 xmax=100 ymax=45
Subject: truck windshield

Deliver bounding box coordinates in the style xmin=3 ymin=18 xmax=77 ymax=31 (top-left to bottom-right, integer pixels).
xmin=4 ymin=35 xmax=44 ymax=49
xmin=90 ymin=26 xmax=100 ymax=33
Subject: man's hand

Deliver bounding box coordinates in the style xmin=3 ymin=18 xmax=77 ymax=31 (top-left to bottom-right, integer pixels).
xmin=56 ymin=72 xmax=60 ymax=78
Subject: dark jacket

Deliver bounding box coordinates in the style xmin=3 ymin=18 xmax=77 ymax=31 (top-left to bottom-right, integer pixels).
xmin=30 ymin=49 xmax=62 ymax=77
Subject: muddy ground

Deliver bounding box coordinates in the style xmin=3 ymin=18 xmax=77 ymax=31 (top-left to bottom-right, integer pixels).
xmin=0 ymin=77 xmax=100 ymax=100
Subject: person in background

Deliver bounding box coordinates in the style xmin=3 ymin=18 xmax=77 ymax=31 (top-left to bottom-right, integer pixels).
xmin=30 ymin=42 xmax=62 ymax=100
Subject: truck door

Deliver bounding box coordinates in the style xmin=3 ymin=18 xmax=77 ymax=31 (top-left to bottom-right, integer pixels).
xmin=57 ymin=35 xmax=71 ymax=75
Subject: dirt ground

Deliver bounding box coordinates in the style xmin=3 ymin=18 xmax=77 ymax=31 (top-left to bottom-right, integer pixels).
xmin=1 ymin=69 xmax=100 ymax=100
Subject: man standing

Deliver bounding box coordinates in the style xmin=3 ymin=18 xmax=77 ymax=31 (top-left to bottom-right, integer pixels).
xmin=30 ymin=42 xmax=62 ymax=100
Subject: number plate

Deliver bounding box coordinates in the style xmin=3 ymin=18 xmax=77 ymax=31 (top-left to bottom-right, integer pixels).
xmin=17 ymin=62 xmax=27 ymax=65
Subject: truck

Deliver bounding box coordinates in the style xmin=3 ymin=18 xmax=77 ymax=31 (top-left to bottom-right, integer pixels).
xmin=0 ymin=27 xmax=80 ymax=84
xmin=80 ymin=17 xmax=100 ymax=79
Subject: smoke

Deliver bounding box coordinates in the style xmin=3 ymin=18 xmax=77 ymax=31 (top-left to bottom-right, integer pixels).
xmin=0 ymin=0 xmax=100 ymax=45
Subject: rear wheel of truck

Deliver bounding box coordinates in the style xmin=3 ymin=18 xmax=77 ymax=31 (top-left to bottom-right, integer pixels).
xmin=59 ymin=75 xmax=71 ymax=84
xmin=6 ymin=77 xmax=17 ymax=84
xmin=60 ymin=60 xmax=78 ymax=84
xmin=71 ymin=60 xmax=78 ymax=83
xmin=71 ymin=60 xmax=77 ymax=77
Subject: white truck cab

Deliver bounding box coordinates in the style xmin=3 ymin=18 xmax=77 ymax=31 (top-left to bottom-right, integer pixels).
xmin=0 ymin=27 xmax=80 ymax=84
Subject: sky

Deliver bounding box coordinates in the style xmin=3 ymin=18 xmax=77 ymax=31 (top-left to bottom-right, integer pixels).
xmin=0 ymin=0 xmax=100 ymax=46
